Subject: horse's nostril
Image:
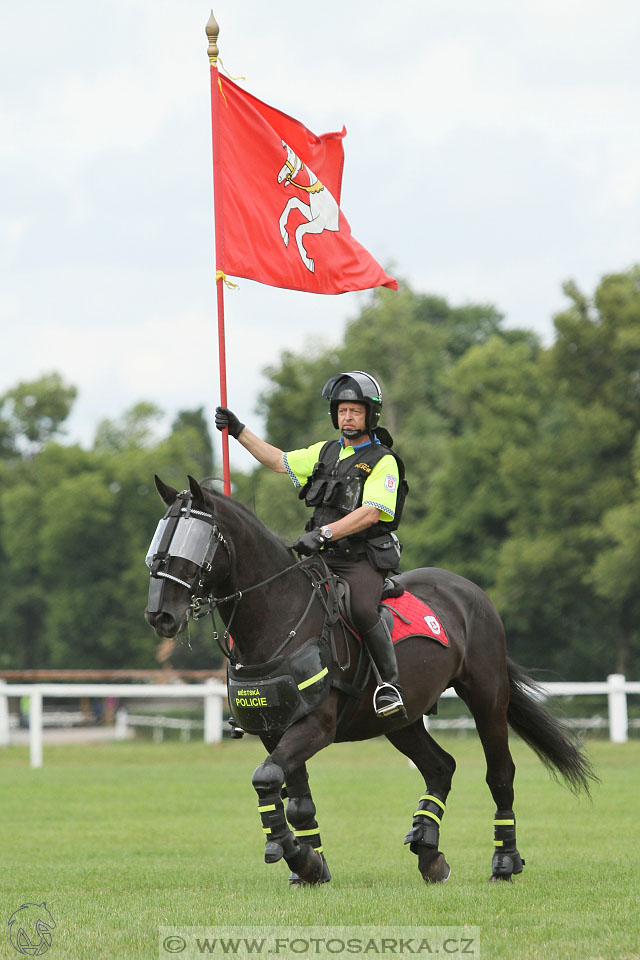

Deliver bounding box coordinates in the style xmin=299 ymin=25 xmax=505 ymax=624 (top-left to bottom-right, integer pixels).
xmin=154 ymin=612 xmax=177 ymax=637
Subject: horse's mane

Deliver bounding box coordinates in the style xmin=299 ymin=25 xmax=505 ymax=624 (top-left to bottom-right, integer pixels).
xmin=203 ymin=486 xmax=295 ymax=559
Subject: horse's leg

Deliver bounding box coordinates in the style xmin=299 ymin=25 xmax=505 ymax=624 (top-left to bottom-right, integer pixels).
xmin=386 ymin=720 xmax=455 ymax=884
xmin=252 ymin=703 xmax=336 ymax=884
xmin=294 ymin=214 xmax=328 ymax=274
xmin=454 ymin=680 xmax=524 ymax=882
xmin=279 ymin=197 xmax=311 ymax=248
xmin=283 ymin=764 xmax=331 ymax=887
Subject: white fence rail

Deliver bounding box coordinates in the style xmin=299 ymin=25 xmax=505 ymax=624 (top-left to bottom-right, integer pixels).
xmin=115 ymin=711 xmax=206 ymax=743
xmin=0 ymin=674 xmax=638 ymax=768
xmin=0 ymin=679 xmax=226 ymax=768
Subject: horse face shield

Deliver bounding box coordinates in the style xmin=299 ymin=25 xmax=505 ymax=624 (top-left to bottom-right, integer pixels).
xmin=145 ymin=495 xmax=225 ymax=626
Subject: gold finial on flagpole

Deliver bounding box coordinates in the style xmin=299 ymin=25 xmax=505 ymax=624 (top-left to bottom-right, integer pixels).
xmin=206 ymin=11 xmax=220 ymax=64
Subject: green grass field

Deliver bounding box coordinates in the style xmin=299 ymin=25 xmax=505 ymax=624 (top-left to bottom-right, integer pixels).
xmin=1 ymin=735 xmax=638 ymax=960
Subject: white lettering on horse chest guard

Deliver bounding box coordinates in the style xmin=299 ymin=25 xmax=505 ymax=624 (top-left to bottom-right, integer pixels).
xmin=227 ymin=636 xmax=332 ymax=734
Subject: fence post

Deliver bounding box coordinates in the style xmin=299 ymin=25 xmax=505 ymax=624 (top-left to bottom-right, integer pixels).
xmin=30 ymin=688 xmax=43 ymax=769
xmin=607 ymin=673 xmax=628 ymax=744
xmin=204 ymin=680 xmax=223 ymax=744
xmin=114 ymin=707 xmax=129 ymax=740
xmin=0 ymin=679 xmax=9 ymax=747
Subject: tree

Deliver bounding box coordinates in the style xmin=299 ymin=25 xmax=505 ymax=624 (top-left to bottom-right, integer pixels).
xmin=94 ymin=402 xmax=163 ymax=453
xmin=171 ymin=408 xmax=215 ymax=479
xmin=0 ymin=373 xmax=76 ymax=459
xmin=0 ymin=390 xmax=221 ymax=670
xmin=590 ymin=435 xmax=640 ymax=675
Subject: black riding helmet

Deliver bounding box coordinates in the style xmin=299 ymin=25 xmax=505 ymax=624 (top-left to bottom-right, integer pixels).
xmin=321 ymin=371 xmax=383 ymax=430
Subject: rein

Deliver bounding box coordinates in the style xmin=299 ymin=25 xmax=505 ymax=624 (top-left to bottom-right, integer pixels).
xmin=148 ymin=489 xmax=336 ymax=667
xmin=194 ymin=554 xmax=333 ymax=664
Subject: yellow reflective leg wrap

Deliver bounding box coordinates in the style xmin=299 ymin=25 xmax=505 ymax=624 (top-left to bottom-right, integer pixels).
xmin=491 ymin=808 xmax=524 ymax=878
xmin=493 ymin=810 xmax=516 ymax=850
xmin=252 ymin=760 xmax=299 ymax=862
xmin=286 ymin=796 xmax=322 ymax=852
xmin=405 ymin=791 xmax=446 ymax=851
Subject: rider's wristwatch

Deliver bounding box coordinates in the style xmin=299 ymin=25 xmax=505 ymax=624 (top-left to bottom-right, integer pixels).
xmin=320 ymin=525 xmax=333 ymax=541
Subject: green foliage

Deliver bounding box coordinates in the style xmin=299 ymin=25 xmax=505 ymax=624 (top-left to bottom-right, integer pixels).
xmin=242 ymin=269 xmax=640 ymax=679
xmin=2 ymin=266 xmax=640 ymax=678
xmin=0 ymin=385 xmax=218 ymax=671
xmin=0 ymin=372 xmax=77 ymax=458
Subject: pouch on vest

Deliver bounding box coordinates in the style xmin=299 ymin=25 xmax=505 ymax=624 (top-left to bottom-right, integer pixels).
xmin=323 ymin=478 xmax=344 ymax=506
xmin=365 ymin=532 xmax=403 ymax=571
xmin=301 ymin=477 xmax=328 ymax=506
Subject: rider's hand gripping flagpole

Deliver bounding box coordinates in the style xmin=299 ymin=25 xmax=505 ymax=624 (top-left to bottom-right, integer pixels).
xmin=206 ymin=11 xmax=231 ymax=497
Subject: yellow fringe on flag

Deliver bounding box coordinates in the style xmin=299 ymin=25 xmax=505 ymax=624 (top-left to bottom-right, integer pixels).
xmin=219 ymin=58 xmax=246 ymax=83
xmin=217 ymin=75 xmax=227 ymax=107
xmin=215 ymin=61 xmax=245 ymax=107
xmin=216 ymin=270 xmax=239 ymax=290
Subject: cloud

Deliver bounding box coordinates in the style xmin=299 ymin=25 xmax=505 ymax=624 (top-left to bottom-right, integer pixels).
xmin=1 ymin=0 xmax=639 ymax=457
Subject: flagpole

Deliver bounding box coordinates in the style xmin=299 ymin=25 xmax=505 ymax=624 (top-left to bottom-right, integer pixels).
xmin=206 ymin=10 xmax=231 ymax=497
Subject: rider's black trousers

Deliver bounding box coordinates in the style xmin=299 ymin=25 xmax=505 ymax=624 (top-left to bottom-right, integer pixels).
xmin=324 ymin=555 xmax=384 ymax=634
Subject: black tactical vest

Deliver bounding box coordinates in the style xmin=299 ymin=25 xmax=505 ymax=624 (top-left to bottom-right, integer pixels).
xmin=299 ymin=436 xmax=408 ymax=541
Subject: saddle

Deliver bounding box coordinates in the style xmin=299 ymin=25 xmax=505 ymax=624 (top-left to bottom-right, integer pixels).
xmin=334 ymin=575 xmax=450 ymax=648
xmin=226 ymin=563 xmax=449 ymax=738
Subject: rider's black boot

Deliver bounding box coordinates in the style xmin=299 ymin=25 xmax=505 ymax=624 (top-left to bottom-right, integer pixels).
xmin=362 ymin=619 xmax=407 ymax=718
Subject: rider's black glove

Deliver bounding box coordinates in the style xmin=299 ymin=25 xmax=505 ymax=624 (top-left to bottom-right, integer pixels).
xmin=292 ymin=529 xmax=326 ymax=556
xmin=215 ymin=406 xmax=245 ymax=439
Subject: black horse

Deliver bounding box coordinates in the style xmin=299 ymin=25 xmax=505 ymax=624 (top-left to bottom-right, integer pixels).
xmin=145 ymin=476 xmax=595 ymax=886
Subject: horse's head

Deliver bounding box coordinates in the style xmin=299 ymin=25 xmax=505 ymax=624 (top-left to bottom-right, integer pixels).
xmin=144 ymin=475 xmax=231 ymax=639
xmin=277 ymin=139 xmax=301 ymax=186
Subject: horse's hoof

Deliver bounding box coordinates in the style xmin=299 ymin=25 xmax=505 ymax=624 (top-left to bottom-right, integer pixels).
xmin=490 ymin=850 xmax=524 ymax=881
xmin=286 ymin=844 xmax=324 ymax=884
xmin=289 ymin=853 xmax=331 ymax=887
xmin=264 ymin=840 xmax=284 ymax=864
xmin=283 ymin=233 xmax=289 ymax=247
xmin=418 ymin=849 xmax=451 ymax=884
xmin=488 ymin=873 xmax=513 ymax=883
xmin=306 ymin=259 xmax=315 ymax=273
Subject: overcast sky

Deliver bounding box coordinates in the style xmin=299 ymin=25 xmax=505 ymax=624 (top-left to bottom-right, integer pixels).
xmin=2 ymin=0 xmax=639 ymax=471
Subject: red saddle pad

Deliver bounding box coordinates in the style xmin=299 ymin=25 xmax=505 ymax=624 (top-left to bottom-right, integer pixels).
xmin=382 ymin=591 xmax=449 ymax=646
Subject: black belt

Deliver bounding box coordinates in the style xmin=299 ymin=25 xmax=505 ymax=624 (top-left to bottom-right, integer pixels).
xmin=324 ymin=538 xmax=368 ymax=562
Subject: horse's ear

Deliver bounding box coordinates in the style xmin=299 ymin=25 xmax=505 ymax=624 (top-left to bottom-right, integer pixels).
xmin=154 ymin=475 xmax=178 ymax=506
xmin=188 ymin=475 xmax=205 ymax=506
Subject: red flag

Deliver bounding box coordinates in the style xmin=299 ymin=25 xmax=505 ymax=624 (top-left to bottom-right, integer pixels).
xmin=213 ymin=75 xmax=397 ymax=295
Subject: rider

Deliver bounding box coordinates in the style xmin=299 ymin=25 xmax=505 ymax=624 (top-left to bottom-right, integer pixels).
xmin=215 ymin=370 xmax=408 ymax=719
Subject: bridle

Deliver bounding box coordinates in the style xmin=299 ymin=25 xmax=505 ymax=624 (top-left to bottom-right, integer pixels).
xmin=146 ymin=490 xmax=232 ymax=617
xmin=146 ymin=492 xmax=331 ymax=663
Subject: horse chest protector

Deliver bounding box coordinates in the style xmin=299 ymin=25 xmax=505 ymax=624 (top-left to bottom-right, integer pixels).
xmin=227 ymin=637 xmax=332 ymax=734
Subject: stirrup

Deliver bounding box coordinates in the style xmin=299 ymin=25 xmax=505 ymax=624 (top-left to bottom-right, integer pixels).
xmin=373 ymin=683 xmax=406 ymax=718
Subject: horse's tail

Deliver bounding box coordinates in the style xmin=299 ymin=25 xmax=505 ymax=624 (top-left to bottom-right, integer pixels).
xmin=506 ymin=658 xmax=597 ymax=796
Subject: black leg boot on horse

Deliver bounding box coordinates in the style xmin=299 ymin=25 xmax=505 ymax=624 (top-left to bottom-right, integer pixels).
xmin=284 ymin=766 xmax=331 ymax=887
xmin=490 ymin=809 xmax=524 ymax=881
xmin=387 ymin=719 xmax=455 ymax=885
xmin=362 ymin=618 xmax=407 ymax=718
xmin=404 ymin=792 xmax=450 ymax=884
xmin=252 ymin=759 xmax=324 ymax=884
